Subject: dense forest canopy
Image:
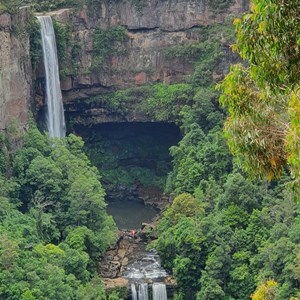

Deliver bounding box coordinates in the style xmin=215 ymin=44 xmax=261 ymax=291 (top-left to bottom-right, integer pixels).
xmin=154 ymin=0 xmax=300 ymax=299
xmin=0 ymin=125 xmax=123 ymax=299
xmin=1 ymin=0 xmax=300 ymax=299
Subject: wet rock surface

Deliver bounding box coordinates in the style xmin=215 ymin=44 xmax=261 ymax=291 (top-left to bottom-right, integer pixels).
xmin=100 ymin=228 xmax=175 ymax=293
xmin=99 ymin=231 xmax=145 ymax=279
xmin=99 ymin=224 xmax=165 ymax=279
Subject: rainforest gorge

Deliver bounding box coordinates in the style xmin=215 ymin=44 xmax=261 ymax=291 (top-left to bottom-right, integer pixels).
xmin=1 ymin=0 xmax=300 ymax=299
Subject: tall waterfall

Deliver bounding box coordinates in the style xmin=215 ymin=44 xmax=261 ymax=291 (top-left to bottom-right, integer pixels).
xmin=37 ymin=16 xmax=66 ymax=138
xmin=139 ymin=283 xmax=149 ymax=300
xmin=152 ymin=283 xmax=167 ymax=300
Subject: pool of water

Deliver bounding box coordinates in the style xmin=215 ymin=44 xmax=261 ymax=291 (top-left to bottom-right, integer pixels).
xmin=107 ymin=199 xmax=158 ymax=230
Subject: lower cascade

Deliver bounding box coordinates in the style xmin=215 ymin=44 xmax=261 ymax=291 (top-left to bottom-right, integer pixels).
xmin=152 ymin=283 xmax=167 ymax=300
xmin=139 ymin=283 xmax=149 ymax=300
xmin=131 ymin=283 xmax=138 ymax=300
xmin=130 ymin=282 xmax=167 ymax=300
xmin=125 ymin=251 xmax=169 ymax=300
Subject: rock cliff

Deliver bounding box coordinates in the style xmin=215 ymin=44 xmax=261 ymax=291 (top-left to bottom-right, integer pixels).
xmin=0 ymin=8 xmax=32 ymax=131
xmin=36 ymin=0 xmax=248 ymax=126
xmin=0 ymin=0 xmax=247 ymax=206
xmin=0 ymin=0 xmax=248 ymax=131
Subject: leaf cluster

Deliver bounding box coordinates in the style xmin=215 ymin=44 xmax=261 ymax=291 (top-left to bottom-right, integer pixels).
xmin=0 ymin=125 xmax=119 ymax=299
xmin=91 ymin=26 xmax=127 ymax=72
xmin=219 ymin=0 xmax=300 ymax=182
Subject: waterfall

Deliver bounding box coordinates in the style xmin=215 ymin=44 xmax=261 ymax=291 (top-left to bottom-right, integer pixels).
xmin=125 ymin=251 xmax=169 ymax=300
xmin=37 ymin=16 xmax=66 ymax=138
xmin=131 ymin=283 xmax=138 ymax=300
xmin=139 ymin=283 xmax=149 ymax=300
xmin=152 ymin=283 xmax=167 ymax=300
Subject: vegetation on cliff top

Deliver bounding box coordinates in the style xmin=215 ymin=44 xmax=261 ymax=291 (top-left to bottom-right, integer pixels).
xmin=0 ymin=0 xmax=236 ymax=14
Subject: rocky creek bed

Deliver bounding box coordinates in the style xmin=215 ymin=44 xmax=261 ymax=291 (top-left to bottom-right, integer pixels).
xmin=99 ymin=226 xmax=175 ymax=295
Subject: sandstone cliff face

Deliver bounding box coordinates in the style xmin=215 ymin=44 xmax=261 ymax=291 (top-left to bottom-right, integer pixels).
xmin=44 ymin=0 xmax=248 ymax=108
xmin=0 ymin=1 xmax=248 ymax=131
xmin=0 ymin=8 xmax=32 ymax=131
xmin=101 ymin=0 xmax=247 ymax=30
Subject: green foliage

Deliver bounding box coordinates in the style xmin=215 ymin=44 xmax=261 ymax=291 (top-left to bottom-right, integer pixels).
xmin=53 ymin=20 xmax=68 ymax=64
xmin=0 ymin=134 xmax=8 ymax=175
xmin=208 ymin=0 xmax=234 ymax=11
xmin=5 ymin=118 xmax=22 ymax=150
xmin=218 ymin=64 xmax=288 ymax=180
xmin=129 ymin=0 xmax=146 ymax=14
xmin=156 ymin=151 xmax=300 ymax=300
xmin=143 ymin=83 xmax=194 ymax=121
xmin=155 ymin=216 xmax=206 ymax=297
xmin=76 ymin=277 xmax=106 ymax=299
xmin=31 ymin=0 xmax=85 ymax=12
xmin=107 ymin=287 xmax=127 ymax=300
xmin=0 ymin=124 xmax=118 ymax=299
xmin=154 ymin=194 xmax=208 ymax=297
xmin=0 ymin=0 xmax=27 ymax=14
xmin=0 ymin=2 xmax=6 ymax=13
xmin=163 ymin=23 xmax=235 ymax=88
xmin=164 ymin=193 xmax=204 ymax=225
xmin=82 ymin=83 xmax=194 ymax=123
xmin=166 ymin=125 xmax=232 ymax=193
xmin=82 ymin=122 xmax=180 ymax=195
xmin=91 ymin=26 xmax=127 ymax=72
xmin=51 ymin=20 xmax=79 ymax=78
xmin=218 ymin=0 xmax=300 ymax=182
xmin=251 ymin=279 xmax=278 ymax=300
xmin=28 ymin=15 xmax=42 ymax=70
xmin=217 ymin=172 xmax=263 ymax=212
xmin=181 ymin=87 xmax=224 ymax=132
xmin=233 ymin=0 xmax=300 ymax=91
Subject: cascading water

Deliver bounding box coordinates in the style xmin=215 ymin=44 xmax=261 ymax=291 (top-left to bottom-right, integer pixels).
xmin=37 ymin=16 xmax=66 ymax=138
xmin=124 ymin=252 xmax=168 ymax=280
xmin=125 ymin=251 xmax=168 ymax=300
xmin=131 ymin=283 xmax=138 ymax=300
xmin=139 ymin=283 xmax=149 ymax=300
xmin=152 ymin=283 xmax=167 ymax=300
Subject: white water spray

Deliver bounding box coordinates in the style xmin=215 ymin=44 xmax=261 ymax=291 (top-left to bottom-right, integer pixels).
xmin=126 ymin=252 xmax=168 ymax=300
xmin=131 ymin=283 xmax=138 ymax=300
xmin=152 ymin=283 xmax=167 ymax=300
xmin=37 ymin=16 xmax=66 ymax=138
xmin=139 ymin=283 xmax=149 ymax=300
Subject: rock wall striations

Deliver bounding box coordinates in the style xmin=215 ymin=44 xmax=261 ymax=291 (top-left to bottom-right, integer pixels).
xmin=40 ymin=0 xmax=248 ymax=126
xmin=0 ymin=8 xmax=32 ymax=131
xmin=0 ymin=1 xmax=248 ymax=131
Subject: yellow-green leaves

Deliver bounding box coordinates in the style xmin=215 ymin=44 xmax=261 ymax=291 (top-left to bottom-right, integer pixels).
xmin=234 ymin=0 xmax=300 ymax=91
xmin=219 ymin=64 xmax=289 ymax=180
xmin=251 ymin=279 xmax=278 ymax=300
xmin=286 ymin=90 xmax=300 ymax=182
xmin=164 ymin=193 xmax=204 ymax=224
xmin=219 ymin=0 xmax=300 ymax=182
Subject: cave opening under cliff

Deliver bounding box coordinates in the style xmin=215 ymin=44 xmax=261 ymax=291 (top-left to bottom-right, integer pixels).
xmin=73 ymin=122 xmax=181 ymax=229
